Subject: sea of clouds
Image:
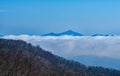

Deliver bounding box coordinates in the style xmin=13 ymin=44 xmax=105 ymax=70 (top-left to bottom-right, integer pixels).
xmin=2 ymin=35 xmax=120 ymax=59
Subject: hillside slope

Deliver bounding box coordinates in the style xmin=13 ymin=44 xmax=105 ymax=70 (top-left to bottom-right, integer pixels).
xmin=0 ymin=39 xmax=120 ymax=76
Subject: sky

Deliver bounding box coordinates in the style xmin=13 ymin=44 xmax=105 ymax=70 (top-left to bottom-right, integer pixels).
xmin=1 ymin=0 xmax=120 ymax=35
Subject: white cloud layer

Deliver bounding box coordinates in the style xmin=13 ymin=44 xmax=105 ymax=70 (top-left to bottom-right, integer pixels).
xmin=2 ymin=35 xmax=120 ymax=59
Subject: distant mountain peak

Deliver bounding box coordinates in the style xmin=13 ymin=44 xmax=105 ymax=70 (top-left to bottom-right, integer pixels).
xmin=63 ymin=30 xmax=78 ymax=34
xmin=65 ymin=30 xmax=75 ymax=32
xmin=60 ymin=30 xmax=83 ymax=36
xmin=92 ymin=34 xmax=114 ymax=36
xmin=42 ymin=30 xmax=83 ymax=36
xmin=42 ymin=32 xmax=57 ymax=36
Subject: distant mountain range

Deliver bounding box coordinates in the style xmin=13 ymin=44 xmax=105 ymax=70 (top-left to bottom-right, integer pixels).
xmin=42 ymin=30 xmax=114 ymax=36
xmin=92 ymin=34 xmax=114 ymax=36
xmin=0 ymin=30 xmax=115 ymax=37
xmin=67 ymin=55 xmax=120 ymax=70
xmin=42 ymin=30 xmax=83 ymax=36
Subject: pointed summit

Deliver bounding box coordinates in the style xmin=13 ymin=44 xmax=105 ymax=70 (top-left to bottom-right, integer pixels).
xmin=59 ymin=30 xmax=83 ymax=36
xmin=65 ymin=30 xmax=75 ymax=32
xmin=42 ymin=30 xmax=83 ymax=36
xmin=63 ymin=30 xmax=77 ymax=34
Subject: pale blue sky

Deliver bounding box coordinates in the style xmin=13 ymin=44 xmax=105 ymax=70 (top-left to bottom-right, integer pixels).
xmin=1 ymin=0 xmax=120 ymax=35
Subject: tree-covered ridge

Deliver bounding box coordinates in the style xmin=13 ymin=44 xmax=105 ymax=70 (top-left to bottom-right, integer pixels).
xmin=0 ymin=39 xmax=120 ymax=76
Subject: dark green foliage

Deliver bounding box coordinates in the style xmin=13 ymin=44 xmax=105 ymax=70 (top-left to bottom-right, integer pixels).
xmin=0 ymin=39 xmax=120 ymax=76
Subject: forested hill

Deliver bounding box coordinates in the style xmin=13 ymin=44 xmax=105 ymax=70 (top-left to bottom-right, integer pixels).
xmin=0 ymin=39 xmax=120 ymax=76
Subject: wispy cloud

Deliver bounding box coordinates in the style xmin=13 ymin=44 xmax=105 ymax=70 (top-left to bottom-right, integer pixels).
xmin=2 ymin=35 xmax=120 ymax=59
